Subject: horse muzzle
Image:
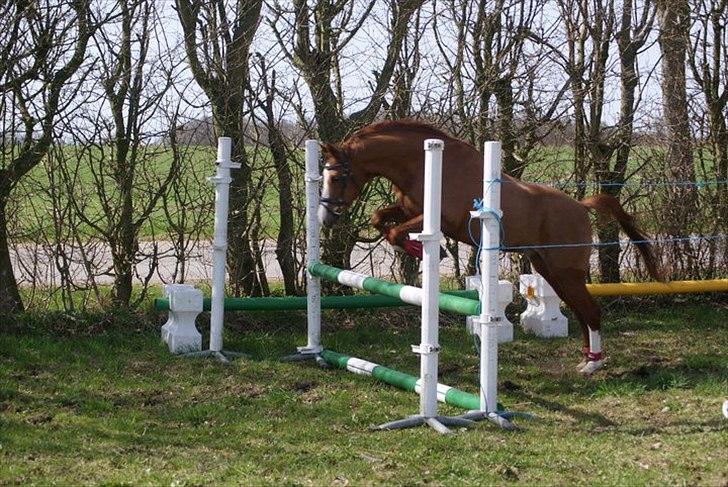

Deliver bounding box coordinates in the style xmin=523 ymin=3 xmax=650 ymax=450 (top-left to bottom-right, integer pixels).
xmin=318 ymin=204 xmax=342 ymax=226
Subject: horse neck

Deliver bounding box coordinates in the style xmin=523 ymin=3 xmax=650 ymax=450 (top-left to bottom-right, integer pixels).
xmin=350 ymin=135 xmax=423 ymax=190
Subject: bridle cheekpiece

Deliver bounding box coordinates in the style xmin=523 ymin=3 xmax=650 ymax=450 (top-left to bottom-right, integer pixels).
xmin=320 ymin=154 xmax=353 ymax=217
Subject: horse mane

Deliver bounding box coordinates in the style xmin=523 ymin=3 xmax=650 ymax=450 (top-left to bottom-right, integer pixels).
xmin=345 ymin=119 xmax=456 ymax=147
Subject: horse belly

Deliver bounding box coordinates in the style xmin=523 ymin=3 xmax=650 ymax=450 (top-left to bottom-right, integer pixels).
xmin=500 ymin=191 xmax=592 ymax=271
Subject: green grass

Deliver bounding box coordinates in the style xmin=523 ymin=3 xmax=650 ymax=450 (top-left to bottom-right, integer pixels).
xmin=10 ymin=144 xmax=289 ymax=241
xmin=1 ymin=300 xmax=727 ymax=485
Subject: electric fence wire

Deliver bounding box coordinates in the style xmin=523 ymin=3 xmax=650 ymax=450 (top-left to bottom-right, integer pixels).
xmin=503 ymin=178 xmax=728 ymax=190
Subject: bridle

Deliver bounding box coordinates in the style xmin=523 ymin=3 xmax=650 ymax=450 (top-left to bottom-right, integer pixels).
xmin=320 ymin=155 xmax=355 ymax=217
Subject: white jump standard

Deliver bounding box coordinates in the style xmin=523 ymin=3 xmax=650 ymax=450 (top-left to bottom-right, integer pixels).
xmin=461 ymin=142 xmax=511 ymax=424
xmin=164 ymin=137 xmax=245 ymax=362
xmin=371 ymin=139 xmax=472 ymax=433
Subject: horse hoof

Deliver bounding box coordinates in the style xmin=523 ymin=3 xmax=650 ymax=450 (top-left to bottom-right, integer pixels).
xmin=579 ymin=360 xmax=604 ymax=375
xmin=576 ymin=359 xmax=588 ymax=371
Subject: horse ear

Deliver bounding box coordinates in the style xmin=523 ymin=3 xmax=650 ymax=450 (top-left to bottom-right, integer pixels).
xmin=321 ymin=143 xmax=335 ymax=156
xmin=322 ymin=142 xmax=346 ymax=160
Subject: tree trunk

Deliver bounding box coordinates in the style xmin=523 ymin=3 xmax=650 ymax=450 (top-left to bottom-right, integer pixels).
xmin=572 ymin=91 xmax=588 ymax=200
xmin=495 ymin=78 xmax=517 ymax=175
xmin=111 ymin=242 xmax=134 ymax=306
xmin=268 ymin=129 xmax=298 ymax=295
xmin=596 ymin=221 xmax=621 ymax=282
xmin=656 ymin=0 xmax=696 ymax=234
xmin=227 ymin=144 xmax=259 ymax=296
xmin=112 ymin=148 xmax=136 ymax=306
xmin=0 ymin=195 xmax=23 ymax=313
xmin=656 ymin=0 xmax=697 ymax=277
xmin=710 ymin=116 xmax=728 ymax=227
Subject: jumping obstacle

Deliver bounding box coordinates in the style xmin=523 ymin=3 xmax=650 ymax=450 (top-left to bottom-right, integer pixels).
xmin=158 ymin=136 xmax=728 ymax=425
xmin=286 ymin=138 xmax=514 ymax=433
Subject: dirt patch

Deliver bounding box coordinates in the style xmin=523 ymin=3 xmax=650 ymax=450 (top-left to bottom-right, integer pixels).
xmin=26 ymin=413 xmax=53 ymax=425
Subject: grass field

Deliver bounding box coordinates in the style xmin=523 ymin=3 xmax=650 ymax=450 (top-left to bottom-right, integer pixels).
xmin=2 ymin=298 xmax=727 ymax=485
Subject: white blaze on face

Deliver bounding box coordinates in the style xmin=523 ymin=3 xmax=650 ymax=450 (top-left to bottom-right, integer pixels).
xmin=318 ymin=172 xmax=331 ymax=225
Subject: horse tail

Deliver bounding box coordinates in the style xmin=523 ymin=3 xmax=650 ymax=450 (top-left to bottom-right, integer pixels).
xmin=580 ymin=194 xmax=663 ymax=281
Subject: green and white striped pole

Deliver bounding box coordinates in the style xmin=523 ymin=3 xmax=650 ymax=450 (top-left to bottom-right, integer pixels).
xmin=320 ymin=350 xmax=482 ymax=410
xmin=308 ymin=263 xmax=480 ymax=316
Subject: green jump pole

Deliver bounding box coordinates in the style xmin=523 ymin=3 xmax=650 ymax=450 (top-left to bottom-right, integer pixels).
xmin=308 ymin=263 xmax=481 ymax=316
xmin=154 ymin=289 xmax=479 ymax=312
xmin=320 ymin=349 xmax=481 ymax=411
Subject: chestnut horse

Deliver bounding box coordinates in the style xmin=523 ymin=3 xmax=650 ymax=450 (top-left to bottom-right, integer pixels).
xmin=318 ymin=120 xmax=661 ymax=374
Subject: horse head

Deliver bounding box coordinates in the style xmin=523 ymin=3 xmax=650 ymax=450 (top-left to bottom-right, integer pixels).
xmin=318 ymin=142 xmax=365 ymax=226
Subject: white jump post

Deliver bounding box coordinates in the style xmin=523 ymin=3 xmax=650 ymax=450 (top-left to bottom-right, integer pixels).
xmin=183 ymin=137 xmax=245 ymax=362
xmin=465 ymin=142 xmax=514 ymax=429
xmin=416 ymin=138 xmax=444 ymax=424
xmin=375 ymin=139 xmax=472 ymax=434
xmin=284 ymin=140 xmax=324 ymax=363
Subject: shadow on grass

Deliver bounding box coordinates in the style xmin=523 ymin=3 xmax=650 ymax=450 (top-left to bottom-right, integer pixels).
xmin=619 ymin=417 xmax=728 ymax=437
xmin=507 ymin=389 xmax=618 ymax=426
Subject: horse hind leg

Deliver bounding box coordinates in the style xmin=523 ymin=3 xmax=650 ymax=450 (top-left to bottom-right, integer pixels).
xmin=553 ymin=268 xmax=604 ymax=375
xmin=529 ymin=257 xmax=587 ymax=368
xmin=530 ymin=253 xmax=604 ymax=374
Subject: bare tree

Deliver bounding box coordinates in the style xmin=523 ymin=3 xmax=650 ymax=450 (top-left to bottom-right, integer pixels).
xmin=0 ymin=0 xmax=93 ymax=313
xmin=432 ymin=0 xmax=543 ymax=174
xmin=269 ymin=0 xmax=425 ymax=272
xmin=558 ymin=0 xmax=594 ymax=200
xmin=688 ymin=0 xmax=728 ymax=229
xmin=596 ymin=0 xmax=655 ymax=282
xmin=656 ymin=0 xmax=698 ymax=243
xmin=175 ymin=0 xmax=265 ymax=295
xmin=162 ymin=116 xmax=216 ymax=285
xmin=250 ymin=54 xmax=299 ymax=294
xmin=60 ymin=0 xmax=180 ymax=307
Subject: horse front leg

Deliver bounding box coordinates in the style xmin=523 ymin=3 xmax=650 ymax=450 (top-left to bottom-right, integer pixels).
xmin=384 ymin=215 xmax=447 ymax=260
xmin=381 ymin=214 xmax=423 ymax=257
xmin=370 ymin=204 xmax=409 ymax=235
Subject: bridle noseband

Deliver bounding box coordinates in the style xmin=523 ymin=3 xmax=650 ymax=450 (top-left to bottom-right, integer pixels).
xmin=320 ymin=156 xmax=354 ymax=217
